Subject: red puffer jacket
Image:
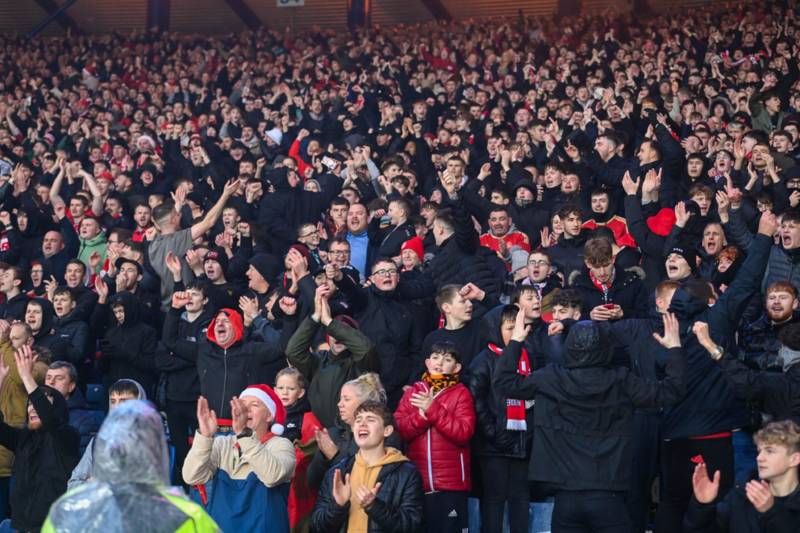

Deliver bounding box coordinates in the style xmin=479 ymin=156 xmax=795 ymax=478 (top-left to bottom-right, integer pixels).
xmin=394 ymin=382 xmax=476 ymax=492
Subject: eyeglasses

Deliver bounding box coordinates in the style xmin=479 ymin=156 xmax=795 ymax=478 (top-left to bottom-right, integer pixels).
xmin=298 ymin=230 xmax=319 ymax=239
xmin=330 ymin=250 xmax=349 ymax=256
xmin=528 ymin=260 xmax=550 ymax=267
xmin=372 ymin=268 xmax=398 ymax=277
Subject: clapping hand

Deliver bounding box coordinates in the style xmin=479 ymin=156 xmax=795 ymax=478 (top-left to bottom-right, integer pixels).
xmin=692 ymin=462 xmax=721 ymax=504
xmin=196 ymin=396 xmax=218 ymax=438
xmin=165 ymin=251 xmax=182 ymax=280
xmin=745 ymin=479 xmax=775 ymax=513
xmin=355 ymin=483 xmax=382 ymax=509
xmin=409 ymin=386 xmax=434 ymax=415
xmin=332 ymin=469 xmax=351 ymax=506
xmin=316 ymin=428 xmax=339 ymax=460
xmin=230 ymin=396 xmax=248 ymax=435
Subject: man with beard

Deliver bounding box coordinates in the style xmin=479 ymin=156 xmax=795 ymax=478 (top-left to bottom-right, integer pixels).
xmin=739 ymin=281 xmax=800 ymax=370
xmin=479 ymin=206 xmax=531 ymax=270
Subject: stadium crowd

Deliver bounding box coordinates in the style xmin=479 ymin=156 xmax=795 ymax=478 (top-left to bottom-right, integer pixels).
xmin=0 ymin=0 xmax=800 ymax=531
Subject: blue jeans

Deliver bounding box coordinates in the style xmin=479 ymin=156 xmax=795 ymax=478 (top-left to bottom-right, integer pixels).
xmin=0 ymin=477 xmax=9 ymax=523
xmin=732 ymin=430 xmax=757 ymax=484
xmin=467 ymin=497 xmax=554 ymax=532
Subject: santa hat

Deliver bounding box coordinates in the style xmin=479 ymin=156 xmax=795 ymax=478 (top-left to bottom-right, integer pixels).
xmin=239 ymin=384 xmax=286 ymax=435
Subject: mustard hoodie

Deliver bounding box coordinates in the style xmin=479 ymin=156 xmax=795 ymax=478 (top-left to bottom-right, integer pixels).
xmin=347 ymin=447 xmax=407 ymax=533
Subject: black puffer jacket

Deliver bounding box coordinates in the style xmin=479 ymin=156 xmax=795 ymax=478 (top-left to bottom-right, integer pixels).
xmin=738 ymin=313 xmax=799 ymax=371
xmin=493 ymin=321 xmax=687 ymax=490
xmin=335 ymin=274 xmax=422 ymax=400
xmin=568 ymin=266 xmax=649 ymax=320
xmin=52 ymin=309 xmax=90 ymax=367
xmin=311 ymin=452 xmax=424 ymax=533
xmin=0 ymin=386 xmax=80 ymax=532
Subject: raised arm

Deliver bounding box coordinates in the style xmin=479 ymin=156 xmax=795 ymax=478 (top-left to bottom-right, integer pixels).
xmin=190 ymin=179 xmax=239 ymax=241
xmin=491 ymin=309 xmax=542 ymax=399
xmin=624 ymin=313 xmax=687 ymax=408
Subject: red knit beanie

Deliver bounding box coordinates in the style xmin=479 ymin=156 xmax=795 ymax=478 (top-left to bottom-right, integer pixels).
xmin=401 ymin=236 xmax=424 ymax=263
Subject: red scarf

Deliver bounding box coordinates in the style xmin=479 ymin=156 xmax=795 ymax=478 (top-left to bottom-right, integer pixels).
xmin=489 ymin=343 xmax=531 ymax=431
xmin=589 ymin=269 xmax=614 ymax=302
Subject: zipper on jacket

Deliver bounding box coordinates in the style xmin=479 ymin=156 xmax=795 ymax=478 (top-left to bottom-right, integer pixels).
xmin=220 ymin=348 xmax=228 ymax=415
xmin=426 ymin=428 xmax=435 ymax=492
xmin=459 ymin=452 xmax=465 ymax=483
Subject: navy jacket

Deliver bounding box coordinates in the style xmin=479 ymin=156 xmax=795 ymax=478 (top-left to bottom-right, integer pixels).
xmin=66 ymin=389 xmax=100 ymax=454
xmin=661 ymin=234 xmax=773 ymax=439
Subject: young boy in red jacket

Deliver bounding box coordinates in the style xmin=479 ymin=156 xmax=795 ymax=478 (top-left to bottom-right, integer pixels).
xmin=395 ymin=342 xmax=476 ymax=533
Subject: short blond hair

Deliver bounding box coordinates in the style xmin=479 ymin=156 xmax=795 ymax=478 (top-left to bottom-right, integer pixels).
xmin=754 ymin=420 xmax=800 ymax=454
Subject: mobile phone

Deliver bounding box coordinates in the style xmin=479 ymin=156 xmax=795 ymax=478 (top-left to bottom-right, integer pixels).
xmin=603 ymin=303 xmax=616 ymax=309
xmin=322 ymin=156 xmax=337 ymax=170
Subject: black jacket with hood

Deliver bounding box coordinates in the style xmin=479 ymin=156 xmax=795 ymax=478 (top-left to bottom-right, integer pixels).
xmin=493 ymin=321 xmax=687 ymax=490
xmin=660 ymin=233 xmax=772 ymax=439
xmin=98 ymin=292 xmax=159 ymax=397
xmin=0 ymin=385 xmax=80 ymax=532
xmin=424 ymin=195 xmax=502 ymax=299
xmin=196 ymin=308 xmax=288 ymax=420
xmin=158 ymin=307 xmax=214 ymax=403
xmin=29 ymin=298 xmax=70 ymax=363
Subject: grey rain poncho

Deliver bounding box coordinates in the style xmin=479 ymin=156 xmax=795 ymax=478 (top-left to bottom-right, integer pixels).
xmin=43 ymin=400 xmax=219 ymax=533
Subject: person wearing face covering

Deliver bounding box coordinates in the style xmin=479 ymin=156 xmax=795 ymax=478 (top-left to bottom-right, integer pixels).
xmin=43 ymin=400 xmax=219 ymax=533
xmin=0 ymin=345 xmax=79 ymax=533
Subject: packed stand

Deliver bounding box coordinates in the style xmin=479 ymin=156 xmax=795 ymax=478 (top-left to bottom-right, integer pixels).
xmin=1 ymin=0 xmax=800 ymax=531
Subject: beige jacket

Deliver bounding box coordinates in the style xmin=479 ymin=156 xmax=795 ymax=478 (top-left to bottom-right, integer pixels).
xmin=182 ymin=432 xmax=296 ymax=487
xmin=0 ymin=340 xmax=47 ymax=477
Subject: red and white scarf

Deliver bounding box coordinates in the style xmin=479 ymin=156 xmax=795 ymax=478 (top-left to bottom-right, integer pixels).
xmin=589 ymin=269 xmax=615 ymax=303
xmin=489 ymin=343 xmax=531 ymax=431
